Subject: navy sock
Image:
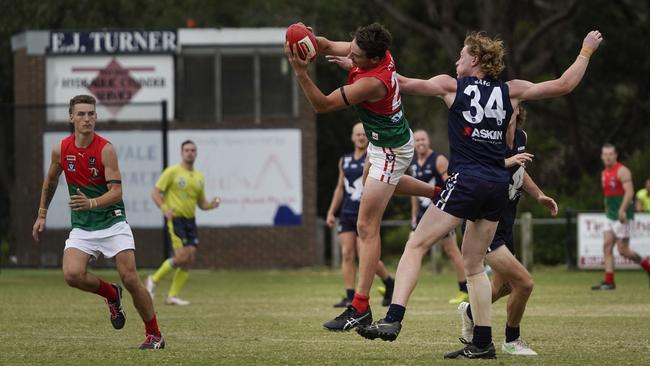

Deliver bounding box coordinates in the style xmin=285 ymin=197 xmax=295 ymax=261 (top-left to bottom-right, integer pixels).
xmin=505 ymin=325 xmax=520 ymax=343
xmin=459 ymin=281 xmax=468 ymax=293
xmin=466 ymin=304 xmax=473 ymax=320
xmin=472 ymin=326 xmax=492 ymax=349
xmin=383 ymin=276 xmax=394 ymax=289
xmin=385 ymin=303 xmax=405 ymax=323
xmin=346 ymin=289 xmax=355 ymax=301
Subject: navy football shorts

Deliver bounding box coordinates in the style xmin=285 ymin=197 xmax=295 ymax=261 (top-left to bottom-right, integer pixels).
xmin=487 ymin=220 xmax=515 ymax=255
xmin=435 ymin=172 xmax=508 ymax=222
xmin=337 ymin=212 xmax=358 ymax=234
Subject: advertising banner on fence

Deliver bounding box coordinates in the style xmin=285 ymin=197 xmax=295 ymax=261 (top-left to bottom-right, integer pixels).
xmin=577 ymin=212 xmax=650 ymax=269
xmin=46 ymin=55 xmax=174 ymax=121
xmin=43 ymin=129 xmax=302 ymax=228
xmin=167 ymin=129 xmax=303 ymax=226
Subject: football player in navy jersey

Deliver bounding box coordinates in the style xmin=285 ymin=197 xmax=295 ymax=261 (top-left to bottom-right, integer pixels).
xmin=326 ymin=123 xmax=395 ymax=308
xmin=409 ymin=129 xmax=467 ymax=304
xmin=457 ymin=105 xmax=558 ymax=356
xmin=357 ymin=30 xmax=602 ymax=359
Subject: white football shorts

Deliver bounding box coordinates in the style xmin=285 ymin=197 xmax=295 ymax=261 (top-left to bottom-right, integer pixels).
xmin=64 ymin=221 xmax=136 ymax=259
xmin=367 ymin=131 xmax=414 ymax=186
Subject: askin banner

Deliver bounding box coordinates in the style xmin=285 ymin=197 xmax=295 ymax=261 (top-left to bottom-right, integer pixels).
xmin=43 ymin=129 xmax=302 ymax=228
xmin=46 ymin=31 xmax=176 ymax=122
xmin=577 ymin=212 xmax=650 ymax=269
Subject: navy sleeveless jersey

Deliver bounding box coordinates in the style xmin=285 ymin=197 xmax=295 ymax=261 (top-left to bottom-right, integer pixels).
xmin=499 ymin=128 xmax=528 ymax=234
xmin=410 ymin=152 xmax=445 ymax=216
xmin=341 ymin=152 xmax=366 ymax=214
xmin=448 ymin=77 xmax=513 ymax=183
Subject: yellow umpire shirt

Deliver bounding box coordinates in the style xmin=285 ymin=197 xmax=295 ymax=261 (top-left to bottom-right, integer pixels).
xmin=637 ymin=188 xmax=650 ymax=212
xmin=156 ymin=164 xmax=206 ymax=218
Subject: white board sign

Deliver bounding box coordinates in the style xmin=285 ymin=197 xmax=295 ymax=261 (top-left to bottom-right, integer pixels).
xmin=167 ymin=129 xmax=303 ymax=226
xmin=42 ymin=129 xmax=302 ymax=228
xmin=46 ymin=55 xmax=174 ymax=121
xmin=577 ymin=212 xmax=650 ymax=269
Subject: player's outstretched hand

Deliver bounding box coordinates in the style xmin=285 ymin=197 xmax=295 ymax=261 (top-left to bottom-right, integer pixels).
xmin=284 ymin=42 xmax=310 ymax=75
xmin=583 ymin=30 xmax=603 ymax=52
xmin=538 ymin=194 xmax=558 ymax=216
xmin=326 ymin=55 xmax=353 ymax=71
xmin=32 ymin=217 xmax=45 ymax=242
xmin=505 ymin=153 xmax=534 ymax=168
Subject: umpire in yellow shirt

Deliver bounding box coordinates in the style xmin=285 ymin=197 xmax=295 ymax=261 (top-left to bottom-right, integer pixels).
xmin=146 ymin=140 xmax=220 ymax=305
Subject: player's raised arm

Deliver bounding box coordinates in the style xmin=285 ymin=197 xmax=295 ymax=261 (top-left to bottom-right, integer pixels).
xmin=397 ymin=74 xmax=457 ymax=107
xmin=32 ymin=143 xmax=64 ymax=241
xmin=286 ymin=42 xmax=386 ymax=113
xmin=316 ymin=36 xmax=351 ymax=57
xmin=508 ymin=30 xmax=603 ymax=101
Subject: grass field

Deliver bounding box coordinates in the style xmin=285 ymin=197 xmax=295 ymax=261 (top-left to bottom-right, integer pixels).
xmin=1 ymin=266 xmax=649 ymax=365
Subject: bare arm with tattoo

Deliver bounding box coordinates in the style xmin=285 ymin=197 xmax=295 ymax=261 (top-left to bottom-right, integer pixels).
xmin=32 ymin=142 xmax=64 ymax=241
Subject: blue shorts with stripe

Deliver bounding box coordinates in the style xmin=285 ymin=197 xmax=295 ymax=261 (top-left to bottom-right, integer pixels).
xmin=435 ymin=172 xmax=508 ymax=222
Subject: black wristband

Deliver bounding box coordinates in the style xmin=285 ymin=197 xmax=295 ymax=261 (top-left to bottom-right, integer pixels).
xmin=106 ymin=180 xmax=122 ymax=185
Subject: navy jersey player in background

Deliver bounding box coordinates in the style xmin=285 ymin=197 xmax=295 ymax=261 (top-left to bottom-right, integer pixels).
xmin=457 ymin=105 xmax=558 ymax=356
xmin=409 ymin=129 xmax=467 ymax=304
xmin=326 ymin=123 xmax=395 ymax=309
xmin=357 ymin=30 xmax=602 ymax=359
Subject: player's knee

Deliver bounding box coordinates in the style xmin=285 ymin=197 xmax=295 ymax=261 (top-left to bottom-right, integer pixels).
xmin=341 ymin=249 xmax=355 ymax=264
xmin=518 ymin=275 xmax=534 ymax=294
xmin=356 ymin=220 xmax=376 ymax=240
xmin=404 ymin=236 xmax=430 ymax=254
xmin=119 ymin=271 xmax=140 ymax=292
xmin=63 ymin=270 xmax=85 ymax=288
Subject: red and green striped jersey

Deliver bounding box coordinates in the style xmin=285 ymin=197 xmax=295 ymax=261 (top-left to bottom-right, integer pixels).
xmin=601 ymin=162 xmax=634 ymax=220
xmin=348 ymin=51 xmax=410 ymax=147
xmin=60 ymin=133 xmax=126 ymax=230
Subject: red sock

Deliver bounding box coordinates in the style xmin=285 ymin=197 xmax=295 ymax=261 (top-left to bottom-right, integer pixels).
xmin=640 ymin=257 xmax=650 ymax=272
xmin=145 ymin=314 xmax=161 ymax=337
xmin=351 ymin=293 xmax=369 ymax=313
xmin=604 ymin=272 xmax=614 ymax=284
xmin=94 ymin=279 xmax=117 ymax=302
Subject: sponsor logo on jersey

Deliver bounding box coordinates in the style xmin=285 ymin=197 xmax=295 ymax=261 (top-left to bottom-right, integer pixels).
xmin=66 ymin=155 xmax=76 ymax=161
xmin=67 ymin=161 xmax=76 ymax=172
xmin=89 ymin=156 xmax=96 ymax=166
xmin=471 ymin=128 xmax=503 ymax=141
xmin=372 ymin=131 xmax=379 ymax=140
xmin=178 ymin=177 xmax=186 ymax=188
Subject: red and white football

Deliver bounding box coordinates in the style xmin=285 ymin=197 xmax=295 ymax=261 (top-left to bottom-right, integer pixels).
xmin=285 ymin=22 xmax=318 ymax=62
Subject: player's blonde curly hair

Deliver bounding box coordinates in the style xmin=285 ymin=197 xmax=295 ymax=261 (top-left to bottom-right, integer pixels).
xmin=464 ymin=31 xmax=505 ymax=79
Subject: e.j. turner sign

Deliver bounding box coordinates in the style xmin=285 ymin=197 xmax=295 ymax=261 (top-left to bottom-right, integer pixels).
xmin=48 ymin=31 xmax=177 ymax=54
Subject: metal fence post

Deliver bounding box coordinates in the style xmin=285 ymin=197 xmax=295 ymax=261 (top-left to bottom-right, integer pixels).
xmin=520 ymin=212 xmax=533 ymax=271
xmin=161 ymin=100 xmax=170 ymax=261
xmin=564 ymin=208 xmax=576 ymax=269
xmin=315 ymin=218 xmax=325 ymax=266
xmin=330 ymin=218 xmax=340 ymax=269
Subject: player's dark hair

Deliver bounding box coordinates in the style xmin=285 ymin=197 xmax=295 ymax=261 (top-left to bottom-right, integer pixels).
xmin=353 ymin=23 xmax=391 ymax=59
xmin=181 ymin=140 xmax=196 ymax=150
xmin=69 ymin=94 xmax=96 ymax=114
